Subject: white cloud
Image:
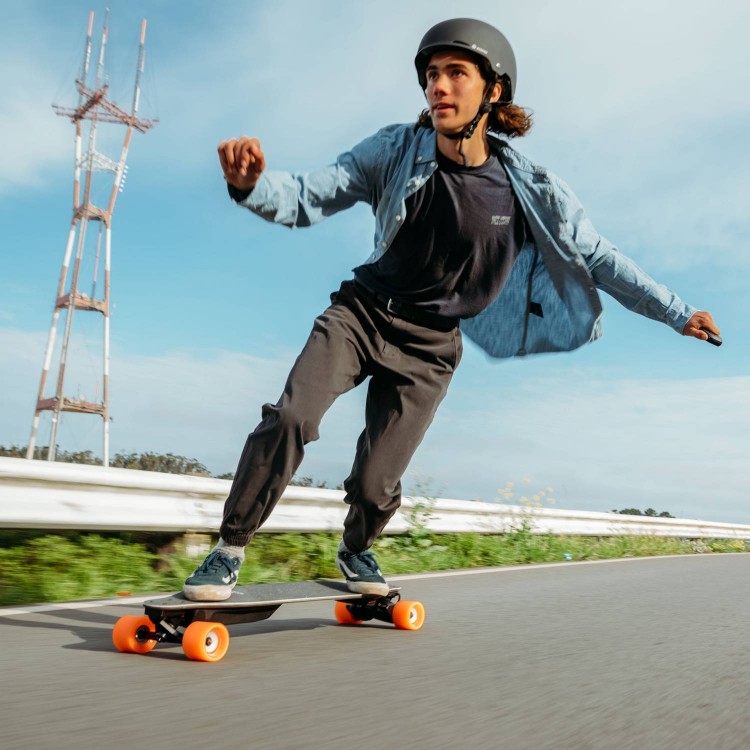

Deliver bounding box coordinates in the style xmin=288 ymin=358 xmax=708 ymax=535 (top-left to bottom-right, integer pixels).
xmin=0 ymin=56 xmax=71 ymax=193
xmin=418 ymin=370 xmax=750 ymax=524
xmin=3 ymin=325 xmax=747 ymax=525
xmin=122 ymin=0 xmax=750 ymax=273
xmin=0 ymin=325 xmax=368 ymax=477
xmin=1 ymin=2 xmax=747 ymax=525
xmin=109 ymin=344 xmax=367 ymax=475
xmin=6 ymin=0 xmax=748 ymax=271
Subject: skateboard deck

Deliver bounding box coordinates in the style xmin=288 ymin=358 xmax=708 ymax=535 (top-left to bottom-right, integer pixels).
xmin=144 ymin=579 xmax=395 ymax=610
xmin=113 ymin=579 xmax=425 ymax=662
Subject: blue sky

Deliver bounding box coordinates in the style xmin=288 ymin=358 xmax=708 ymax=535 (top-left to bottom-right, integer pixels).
xmin=1 ymin=0 xmax=749 ymax=522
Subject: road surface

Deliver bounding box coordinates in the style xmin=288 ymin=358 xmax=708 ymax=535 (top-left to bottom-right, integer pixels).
xmin=2 ymin=554 xmax=749 ymax=749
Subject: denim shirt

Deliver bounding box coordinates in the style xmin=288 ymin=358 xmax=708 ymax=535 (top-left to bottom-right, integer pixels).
xmin=237 ymin=123 xmax=696 ymax=358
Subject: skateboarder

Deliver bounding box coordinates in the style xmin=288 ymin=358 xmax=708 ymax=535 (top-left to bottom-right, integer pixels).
xmin=184 ymin=18 xmax=719 ymax=601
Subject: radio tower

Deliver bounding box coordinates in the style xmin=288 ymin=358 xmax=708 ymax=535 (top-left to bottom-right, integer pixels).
xmin=27 ymin=9 xmax=157 ymax=467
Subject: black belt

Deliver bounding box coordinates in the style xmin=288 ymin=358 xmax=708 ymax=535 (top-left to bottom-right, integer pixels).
xmin=354 ymin=282 xmax=458 ymax=332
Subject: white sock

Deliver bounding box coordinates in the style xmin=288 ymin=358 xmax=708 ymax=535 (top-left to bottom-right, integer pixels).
xmin=214 ymin=538 xmax=246 ymax=561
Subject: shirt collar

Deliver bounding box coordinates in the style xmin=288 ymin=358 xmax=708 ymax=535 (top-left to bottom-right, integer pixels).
xmin=414 ymin=128 xmax=437 ymax=164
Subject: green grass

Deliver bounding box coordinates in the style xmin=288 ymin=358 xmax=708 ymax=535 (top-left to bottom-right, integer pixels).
xmin=0 ymin=528 xmax=747 ymax=607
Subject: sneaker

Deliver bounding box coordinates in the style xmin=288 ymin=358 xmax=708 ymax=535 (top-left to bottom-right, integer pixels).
xmin=183 ymin=550 xmax=242 ymax=602
xmin=336 ymin=547 xmax=390 ymax=596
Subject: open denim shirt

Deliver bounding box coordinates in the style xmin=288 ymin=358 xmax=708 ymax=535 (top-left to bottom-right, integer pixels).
xmin=236 ymin=123 xmax=696 ymax=359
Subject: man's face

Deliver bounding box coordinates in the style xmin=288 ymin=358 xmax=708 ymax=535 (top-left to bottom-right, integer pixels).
xmin=424 ymin=50 xmax=498 ymax=134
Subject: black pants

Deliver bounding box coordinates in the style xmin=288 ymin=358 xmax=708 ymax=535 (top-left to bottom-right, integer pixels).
xmin=220 ymin=281 xmax=462 ymax=552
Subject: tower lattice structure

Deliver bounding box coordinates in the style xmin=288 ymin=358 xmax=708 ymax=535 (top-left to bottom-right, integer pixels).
xmin=27 ymin=10 xmax=157 ymax=466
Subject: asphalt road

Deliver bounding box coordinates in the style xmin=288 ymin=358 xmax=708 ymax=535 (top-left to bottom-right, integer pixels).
xmin=2 ymin=554 xmax=750 ymax=750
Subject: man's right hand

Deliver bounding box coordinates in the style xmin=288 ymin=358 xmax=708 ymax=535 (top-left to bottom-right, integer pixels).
xmin=218 ymin=137 xmax=266 ymax=192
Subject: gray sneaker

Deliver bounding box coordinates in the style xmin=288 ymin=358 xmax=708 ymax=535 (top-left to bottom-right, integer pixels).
xmin=183 ymin=550 xmax=242 ymax=602
xmin=336 ymin=548 xmax=389 ymax=596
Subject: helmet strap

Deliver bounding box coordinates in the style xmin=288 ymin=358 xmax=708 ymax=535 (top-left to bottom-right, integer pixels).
xmin=443 ymin=83 xmax=494 ymax=166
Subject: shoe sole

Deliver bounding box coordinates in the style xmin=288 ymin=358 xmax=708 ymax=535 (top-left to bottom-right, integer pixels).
xmin=344 ymin=580 xmax=390 ymax=596
xmin=182 ymin=584 xmax=235 ymax=602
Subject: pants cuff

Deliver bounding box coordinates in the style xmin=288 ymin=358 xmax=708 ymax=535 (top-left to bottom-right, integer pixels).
xmin=220 ymin=533 xmax=252 ymax=547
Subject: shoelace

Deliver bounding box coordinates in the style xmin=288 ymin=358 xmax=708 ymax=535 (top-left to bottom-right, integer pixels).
xmin=347 ymin=550 xmax=379 ymax=574
xmin=198 ymin=551 xmax=234 ymax=575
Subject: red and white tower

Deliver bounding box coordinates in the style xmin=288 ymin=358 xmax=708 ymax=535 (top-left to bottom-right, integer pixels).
xmin=27 ymin=10 xmax=157 ymax=466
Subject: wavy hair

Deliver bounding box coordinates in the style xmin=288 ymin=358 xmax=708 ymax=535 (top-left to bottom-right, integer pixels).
xmin=416 ymin=102 xmax=533 ymax=139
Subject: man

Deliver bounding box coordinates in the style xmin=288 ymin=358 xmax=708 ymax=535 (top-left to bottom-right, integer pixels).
xmin=184 ymin=18 xmax=719 ymax=601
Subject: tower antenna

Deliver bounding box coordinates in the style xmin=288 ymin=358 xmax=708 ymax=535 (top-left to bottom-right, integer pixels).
xmin=27 ymin=11 xmax=158 ymax=466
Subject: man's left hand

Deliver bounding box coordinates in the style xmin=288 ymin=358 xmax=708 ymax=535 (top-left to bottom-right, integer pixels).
xmin=683 ymin=311 xmax=720 ymax=341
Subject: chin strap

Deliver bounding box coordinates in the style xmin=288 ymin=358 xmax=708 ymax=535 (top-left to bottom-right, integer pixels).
xmin=444 ymin=84 xmax=494 ymax=166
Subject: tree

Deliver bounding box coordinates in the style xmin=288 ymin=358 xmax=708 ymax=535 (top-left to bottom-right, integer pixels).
xmin=0 ymin=445 xmax=31 ymax=459
xmin=288 ymin=475 xmax=343 ymax=489
xmin=289 ymin=475 xmax=313 ymax=487
xmin=110 ymin=451 xmax=210 ymax=476
xmin=611 ymin=507 xmax=674 ymax=519
xmin=1 ymin=445 xmax=347 ymax=485
xmin=0 ymin=445 xmax=102 ymax=465
xmin=3 ymin=444 xmax=210 ymax=476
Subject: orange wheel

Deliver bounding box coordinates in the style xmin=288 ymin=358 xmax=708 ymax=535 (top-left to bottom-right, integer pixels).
xmin=392 ymin=600 xmax=425 ymax=631
xmin=182 ymin=621 xmax=230 ymax=662
xmin=112 ymin=615 xmax=157 ymax=654
xmin=334 ymin=601 xmax=363 ymax=625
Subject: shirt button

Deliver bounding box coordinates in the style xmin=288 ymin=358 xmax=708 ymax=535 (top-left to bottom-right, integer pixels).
xmin=415 ymin=179 xmax=421 ymax=186
xmin=381 ymin=241 xmax=387 ymax=248
xmin=396 ymin=215 xmax=401 ymax=221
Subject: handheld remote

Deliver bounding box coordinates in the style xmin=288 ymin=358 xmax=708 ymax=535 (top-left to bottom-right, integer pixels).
xmin=700 ymin=328 xmax=722 ymax=347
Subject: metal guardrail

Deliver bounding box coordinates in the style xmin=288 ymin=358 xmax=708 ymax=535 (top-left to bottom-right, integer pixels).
xmin=1 ymin=456 xmax=749 ymax=539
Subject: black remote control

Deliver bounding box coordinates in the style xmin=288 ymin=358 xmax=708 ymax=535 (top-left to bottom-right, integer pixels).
xmin=700 ymin=328 xmax=722 ymax=347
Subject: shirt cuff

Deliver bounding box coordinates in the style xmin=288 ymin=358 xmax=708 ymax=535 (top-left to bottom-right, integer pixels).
xmin=227 ymin=183 xmax=253 ymax=203
xmin=667 ymin=301 xmax=699 ymax=335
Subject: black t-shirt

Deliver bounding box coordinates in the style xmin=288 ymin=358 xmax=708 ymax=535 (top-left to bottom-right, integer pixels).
xmin=354 ymin=149 xmax=525 ymax=319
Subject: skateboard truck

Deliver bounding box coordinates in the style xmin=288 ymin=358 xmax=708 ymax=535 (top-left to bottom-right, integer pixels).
xmin=335 ymin=590 xmax=404 ymax=626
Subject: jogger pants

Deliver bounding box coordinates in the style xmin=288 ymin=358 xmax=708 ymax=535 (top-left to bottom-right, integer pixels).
xmin=219 ymin=280 xmax=462 ymax=552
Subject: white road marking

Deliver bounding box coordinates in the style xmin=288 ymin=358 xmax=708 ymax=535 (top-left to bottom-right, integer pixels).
xmin=386 ymin=553 xmax=738 ymax=581
xmin=0 ymin=595 xmax=157 ymax=618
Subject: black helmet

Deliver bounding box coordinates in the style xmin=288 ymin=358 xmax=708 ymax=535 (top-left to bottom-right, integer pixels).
xmin=415 ymin=18 xmax=516 ymax=102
